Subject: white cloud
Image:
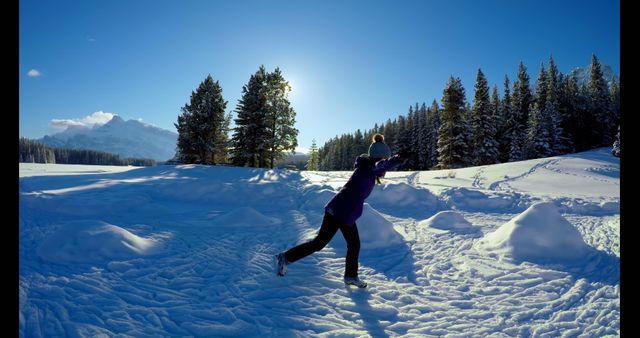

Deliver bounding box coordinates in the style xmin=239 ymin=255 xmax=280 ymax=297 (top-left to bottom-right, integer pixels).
xmin=50 ymin=119 xmax=85 ymax=129
xmin=87 ymin=37 xmax=96 ymax=42
xmin=49 ymin=111 xmax=117 ymax=130
xmin=82 ymin=111 xmax=116 ymax=125
xmin=27 ymin=69 xmax=42 ymax=77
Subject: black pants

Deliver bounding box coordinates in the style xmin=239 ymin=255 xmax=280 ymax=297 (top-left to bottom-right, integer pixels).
xmin=284 ymin=212 xmax=360 ymax=278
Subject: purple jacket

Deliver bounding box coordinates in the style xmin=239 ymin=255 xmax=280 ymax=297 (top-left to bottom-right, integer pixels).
xmin=325 ymin=155 xmax=402 ymax=226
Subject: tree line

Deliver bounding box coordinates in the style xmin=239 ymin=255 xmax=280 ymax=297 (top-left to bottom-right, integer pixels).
xmin=319 ymin=54 xmax=620 ymax=170
xmin=175 ymin=65 xmax=299 ymax=168
xmin=19 ymin=138 xmax=156 ymax=166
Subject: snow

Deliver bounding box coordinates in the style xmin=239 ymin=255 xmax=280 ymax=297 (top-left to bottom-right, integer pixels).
xmin=418 ymin=210 xmax=478 ymax=233
xmin=475 ymin=202 xmax=592 ymax=264
xmin=19 ymin=147 xmax=619 ymax=337
xmin=37 ymin=221 xmax=171 ymax=264
xmin=19 ymin=163 xmax=141 ymax=177
xmin=349 ymin=203 xmax=405 ymax=249
xmin=209 ymin=207 xmax=281 ymax=227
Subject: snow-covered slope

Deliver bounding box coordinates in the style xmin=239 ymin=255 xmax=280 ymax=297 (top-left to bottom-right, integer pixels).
xmin=39 ymin=115 xmax=178 ymax=162
xmin=19 ymin=148 xmax=619 ymax=337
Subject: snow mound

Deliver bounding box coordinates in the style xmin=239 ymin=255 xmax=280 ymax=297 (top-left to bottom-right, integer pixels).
xmin=356 ymin=204 xmax=405 ymax=249
xmin=418 ymin=211 xmax=476 ymax=232
xmin=37 ymin=221 xmax=169 ymax=264
xmin=475 ymin=202 xmax=591 ymax=263
xmin=367 ymin=182 xmax=440 ymax=210
xmin=301 ymin=188 xmax=336 ymax=210
xmin=211 ymin=207 xmax=281 ymax=227
xmin=442 ymin=187 xmax=529 ymax=212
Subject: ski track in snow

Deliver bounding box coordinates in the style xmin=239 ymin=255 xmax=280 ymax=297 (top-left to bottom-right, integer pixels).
xmin=488 ymin=159 xmax=559 ymax=192
xmin=19 ymin=152 xmax=619 ymax=337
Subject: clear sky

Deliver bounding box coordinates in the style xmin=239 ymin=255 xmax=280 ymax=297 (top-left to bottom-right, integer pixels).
xmin=20 ymin=0 xmax=620 ymax=152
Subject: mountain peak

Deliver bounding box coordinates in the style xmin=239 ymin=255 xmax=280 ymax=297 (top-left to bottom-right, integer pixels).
xmin=108 ymin=115 xmax=125 ymax=124
xmin=39 ymin=116 xmax=178 ymax=161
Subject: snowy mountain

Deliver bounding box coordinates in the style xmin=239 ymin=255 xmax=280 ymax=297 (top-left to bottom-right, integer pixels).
xmin=19 ymin=148 xmax=619 ymax=336
xmin=572 ymin=63 xmax=617 ymax=86
xmin=39 ymin=115 xmax=178 ymax=161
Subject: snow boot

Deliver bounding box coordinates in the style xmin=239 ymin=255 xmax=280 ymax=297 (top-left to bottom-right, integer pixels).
xmin=276 ymin=253 xmax=288 ymax=277
xmin=344 ymin=276 xmax=367 ymax=288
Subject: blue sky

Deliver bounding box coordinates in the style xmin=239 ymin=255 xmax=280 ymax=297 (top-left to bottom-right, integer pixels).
xmin=20 ymin=0 xmax=620 ymax=152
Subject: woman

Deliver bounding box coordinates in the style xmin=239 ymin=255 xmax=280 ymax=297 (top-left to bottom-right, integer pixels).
xmin=276 ymin=134 xmax=405 ymax=288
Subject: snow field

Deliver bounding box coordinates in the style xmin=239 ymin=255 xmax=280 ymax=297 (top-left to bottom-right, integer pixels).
xmin=19 ymin=148 xmax=619 ymax=337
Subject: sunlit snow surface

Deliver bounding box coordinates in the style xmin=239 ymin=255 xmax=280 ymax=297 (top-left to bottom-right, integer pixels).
xmin=19 ymin=148 xmax=619 ymax=337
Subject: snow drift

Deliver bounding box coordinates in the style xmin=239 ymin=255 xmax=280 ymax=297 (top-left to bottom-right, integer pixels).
xmin=37 ymin=221 xmax=170 ymax=264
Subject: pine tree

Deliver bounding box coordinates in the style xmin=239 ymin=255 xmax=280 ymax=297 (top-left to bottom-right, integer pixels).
xmin=555 ymin=73 xmax=575 ymax=154
xmin=400 ymin=105 xmax=418 ymax=169
xmin=175 ymin=74 xmax=229 ymax=164
xmin=396 ymin=115 xmax=410 ymax=168
xmin=567 ymin=70 xmax=596 ymax=151
xmin=587 ymin=54 xmax=613 ymax=146
xmin=562 ymin=70 xmax=589 ymax=151
xmin=428 ymin=100 xmax=441 ymax=168
xmin=463 ymin=103 xmax=473 ymax=166
xmin=339 ymin=134 xmax=350 ymax=169
xmin=417 ymin=102 xmax=428 ymax=169
xmin=437 ymin=76 xmax=468 ymax=169
xmin=471 ymin=69 xmax=499 ymax=165
xmin=546 ymin=55 xmax=571 ymax=155
xmin=497 ymin=75 xmax=512 ymax=162
xmin=490 ymin=85 xmax=502 ymax=160
xmin=509 ymin=62 xmax=533 ymax=161
xmin=383 ymin=118 xmax=397 ymax=152
xmin=412 ymin=103 xmax=422 ymax=168
xmin=231 ymin=66 xmax=269 ymax=167
xmin=353 ymin=129 xmax=366 ymax=158
xmin=306 ymin=139 xmax=320 ymax=170
xmin=318 ymin=137 xmax=335 ymax=170
xmin=610 ymin=75 xmax=620 ymax=134
xmin=527 ymin=63 xmax=550 ymax=158
xmin=264 ymin=67 xmax=299 ymax=168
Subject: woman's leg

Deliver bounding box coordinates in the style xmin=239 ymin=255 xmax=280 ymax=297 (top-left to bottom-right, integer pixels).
xmin=284 ymin=212 xmax=340 ymax=264
xmin=339 ymin=223 xmax=361 ymax=278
